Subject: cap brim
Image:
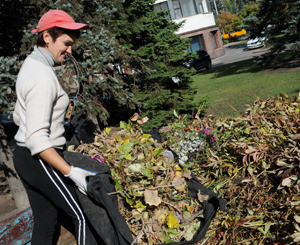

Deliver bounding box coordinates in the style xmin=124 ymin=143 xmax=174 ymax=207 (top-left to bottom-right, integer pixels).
xmin=57 ymin=23 xmax=89 ymax=30
xmin=31 ymin=23 xmax=89 ymax=33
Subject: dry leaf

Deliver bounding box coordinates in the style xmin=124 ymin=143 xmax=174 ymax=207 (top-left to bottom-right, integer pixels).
xmin=171 ymin=176 xmax=187 ymax=192
xmin=144 ymin=189 xmax=162 ymax=206
xmin=154 ymin=208 xmax=169 ymax=224
xmin=197 ymin=190 xmax=209 ymax=202
xmin=282 ymin=177 xmax=292 ymax=186
xmin=130 ymin=112 xmax=140 ymax=121
xmin=186 ymin=205 xmax=194 ymax=213
xmin=182 ymin=170 xmax=192 ymax=179
xmin=137 ymin=116 xmax=149 ymax=124
xmin=292 ymin=134 xmax=300 ymax=140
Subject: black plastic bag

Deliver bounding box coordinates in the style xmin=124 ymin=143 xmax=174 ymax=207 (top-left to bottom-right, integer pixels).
xmin=64 ymin=151 xmax=133 ymax=245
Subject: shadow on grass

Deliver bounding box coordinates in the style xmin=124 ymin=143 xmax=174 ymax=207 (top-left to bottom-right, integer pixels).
xmin=202 ymin=52 xmax=300 ymax=79
xmin=201 ymin=58 xmax=261 ymax=79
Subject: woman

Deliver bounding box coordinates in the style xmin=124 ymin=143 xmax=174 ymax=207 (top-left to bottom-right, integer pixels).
xmin=13 ymin=10 xmax=96 ymax=245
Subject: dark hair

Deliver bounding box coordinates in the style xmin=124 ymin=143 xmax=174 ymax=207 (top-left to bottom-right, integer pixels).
xmin=36 ymin=27 xmax=81 ymax=47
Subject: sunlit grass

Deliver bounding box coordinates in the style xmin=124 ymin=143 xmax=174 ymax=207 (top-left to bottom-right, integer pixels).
xmin=192 ymin=58 xmax=300 ymax=118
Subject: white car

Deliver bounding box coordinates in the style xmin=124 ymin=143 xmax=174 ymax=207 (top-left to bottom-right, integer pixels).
xmin=247 ymin=37 xmax=267 ymax=49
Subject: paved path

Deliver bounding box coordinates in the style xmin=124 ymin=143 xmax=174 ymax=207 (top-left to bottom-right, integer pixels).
xmin=212 ymin=41 xmax=270 ymax=67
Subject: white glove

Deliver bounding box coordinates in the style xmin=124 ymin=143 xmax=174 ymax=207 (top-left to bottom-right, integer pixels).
xmin=65 ymin=166 xmax=97 ymax=195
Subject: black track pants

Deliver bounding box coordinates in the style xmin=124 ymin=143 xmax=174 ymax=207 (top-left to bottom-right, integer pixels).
xmin=13 ymin=145 xmax=89 ymax=245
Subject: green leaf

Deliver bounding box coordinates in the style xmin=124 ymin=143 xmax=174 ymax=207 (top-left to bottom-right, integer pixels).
xmin=128 ymin=163 xmax=143 ymax=172
xmin=141 ymin=169 xmax=153 ymax=178
xmin=120 ymin=121 xmax=127 ymax=129
xmin=122 ymin=142 xmax=134 ymax=153
xmin=183 ymin=221 xmax=201 ymax=241
xmin=154 ymin=148 xmax=164 ymax=157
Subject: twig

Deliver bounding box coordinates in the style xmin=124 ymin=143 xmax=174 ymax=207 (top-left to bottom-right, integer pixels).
xmin=200 ymin=237 xmax=209 ymax=245
xmin=107 ymin=191 xmax=122 ymax=196
xmin=143 ymin=220 xmax=150 ymax=245
xmin=130 ymin=220 xmax=153 ymax=245
xmin=107 ymin=184 xmax=178 ymax=195
xmin=182 ymin=210 xmax=204 ymax=225
xmin=216 ymin=166 xmax=244 ymax=191
xmin=161 ymin=200 xmax=182 ymax=213
xmin=226 ymin=102 xmax=243 ymax=116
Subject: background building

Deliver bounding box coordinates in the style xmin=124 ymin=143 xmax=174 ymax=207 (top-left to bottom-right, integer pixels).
xmin=154 ymin=0 xmax=225 ymax=59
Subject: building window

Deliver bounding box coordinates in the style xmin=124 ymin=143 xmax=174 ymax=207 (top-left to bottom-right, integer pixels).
xmin=199 ymin=0 xmax=204 ymax=13
xmin=205 ymin=0 xmax=212 ymax=12
xmin=211 ymin=31 xmax=218 ymax=49
xmin=154 ymin=1 xmax=171 ymax=19
xmin=187 ymin=35 xmax=204 ymax=52
xmin=172 ymin=0 xmax=198 ymax=19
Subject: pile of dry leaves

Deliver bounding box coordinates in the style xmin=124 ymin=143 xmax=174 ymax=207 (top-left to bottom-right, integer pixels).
xmin=74 ymin=121 xmax=209 ymax=244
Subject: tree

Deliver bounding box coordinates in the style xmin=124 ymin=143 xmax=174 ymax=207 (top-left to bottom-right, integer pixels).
xmin=109 ymin=0 xmax=201 ymax=131
xmin=238 ymin=1 xmax=260 ymax=21
xmin=19 ymin=0 xmax=138 ymax=126
xmin=217 ymin=10 xmax=242 ymax=33
xmin=1 ymin=0 xmax=202 ymax=131
xmin=245 ymin=0 xmax=300 ymax=62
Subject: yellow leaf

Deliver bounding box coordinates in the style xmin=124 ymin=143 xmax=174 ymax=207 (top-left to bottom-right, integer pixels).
xmin=176 ymin=165 xmax=182 ymax=171
xmin=141 ymin=137 xmax=148 ymax=143
xmin=124 ymin=135 xmax=131 ymax=143
xmin=166 ymin=214 xmax=178 ymax=228
xmin=175 ymin=171 xmax=183 ymax=177
xmin=124 ymin=153 xmax=132 ymax=160
xmin=140 ymin=134 xmax=151 ymax=143
xmin=105 ymin=127 xmax=112 ymax=135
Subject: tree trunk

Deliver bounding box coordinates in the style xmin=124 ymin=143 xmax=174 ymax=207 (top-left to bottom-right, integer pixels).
xmin=0 ymin=124 xmax=29 ymax=211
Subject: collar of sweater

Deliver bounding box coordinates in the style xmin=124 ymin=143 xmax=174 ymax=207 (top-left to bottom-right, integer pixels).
xmin=29 ymin=45 xmax=56 ymax=67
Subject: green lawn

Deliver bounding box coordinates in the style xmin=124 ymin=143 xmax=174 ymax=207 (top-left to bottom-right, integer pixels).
xmin=192 ymin=58 xmax=300 ymax=118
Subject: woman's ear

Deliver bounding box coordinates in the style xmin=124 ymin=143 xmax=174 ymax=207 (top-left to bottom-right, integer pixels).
xmin=43 ymin=31 xmax=52 ymax=45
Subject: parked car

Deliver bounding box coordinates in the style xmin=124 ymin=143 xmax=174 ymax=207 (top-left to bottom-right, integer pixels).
xmin=186 ymin=49 xmax=212 ymax=71
xmin=247 ymin=37 xmax=267 ymax=49
xmin=222 ymin=29 xmax=247 ymax=40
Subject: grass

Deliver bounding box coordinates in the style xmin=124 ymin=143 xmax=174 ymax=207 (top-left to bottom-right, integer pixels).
xmin=192 ymin=58 xmax=300 ymax=118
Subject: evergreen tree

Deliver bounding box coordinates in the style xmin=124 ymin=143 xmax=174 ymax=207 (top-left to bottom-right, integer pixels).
xmin=109 ymin=0 xmax=201 ymax=131
xmin=20 ymin=0 xmax=138 ymax=126
xmin=246 ymin=0 xmax=300 ymax=62
xmin=1 ymin=0 xmax=203 ymax=131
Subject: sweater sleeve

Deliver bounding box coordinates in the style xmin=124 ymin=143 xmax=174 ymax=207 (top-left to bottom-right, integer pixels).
xmin=13 ymin=103 xmax=20 ymax=126
xmin=24 ymin=76 xmax=57 ymax=155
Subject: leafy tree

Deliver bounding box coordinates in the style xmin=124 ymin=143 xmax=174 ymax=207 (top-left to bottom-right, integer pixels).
xmin=217 ymin=10 xmax=242 ymax=33
xmin=246 ymin=0 xmax=300 ymax=62
xmin=238 ymin=1 xmax=260 ymax=21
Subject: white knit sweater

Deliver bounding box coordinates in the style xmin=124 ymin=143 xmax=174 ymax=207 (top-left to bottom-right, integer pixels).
xmin=13 ymin=46 xmax=69 ymax=155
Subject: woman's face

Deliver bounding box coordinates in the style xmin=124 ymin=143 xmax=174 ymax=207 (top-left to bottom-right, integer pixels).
xmin=43 ymin=31 xmax=75 ymax=63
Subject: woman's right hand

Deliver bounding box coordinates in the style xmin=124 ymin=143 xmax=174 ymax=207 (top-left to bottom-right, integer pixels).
xmin=65 ymin=166 xmax=97 ymax=195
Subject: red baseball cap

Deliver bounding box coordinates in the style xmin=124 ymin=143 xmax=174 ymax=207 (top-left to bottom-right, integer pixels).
xmin=32 ymin=10 xmax=89 ymax=33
